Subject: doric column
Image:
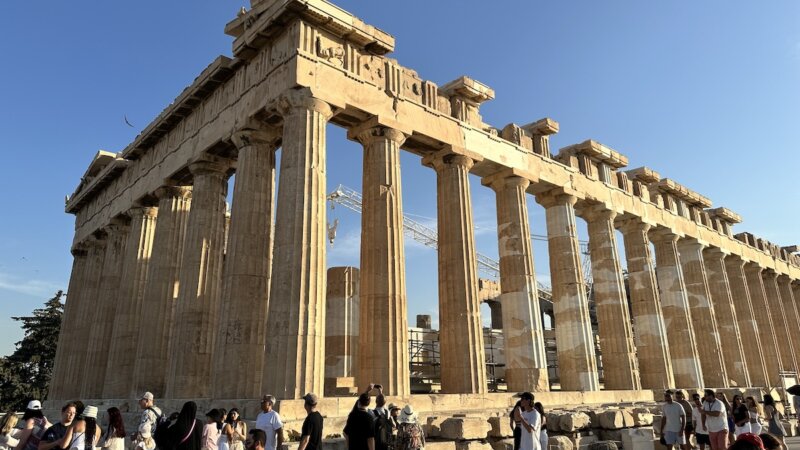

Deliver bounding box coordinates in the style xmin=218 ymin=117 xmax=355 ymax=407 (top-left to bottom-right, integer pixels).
xmin=165 ymin=160 xmax=229 ymax=399
xmin=703 ymin=248 xmax=749 ymax=387
xmin=743 ymin=264 xmax=783 ymax=384
xmin=763 ymin=270 xmax=799 ymax=374
xmin=777 ymin=275 xmax=800 ymax=376
xmin=650 ymin=229 xmax=704 ymax=387
xmin=676 ymin=238 xmax=727 ymax=387
xmin=425 ymin=152 xmax=487 ymax=394
xmin=103 ymin=207 xmax=158 ymax=398
xmin=212 ymin=125 xmax=279 ymax=400
xmin=618 ymin=219 xmax=674 ymax=389
xmin=353 ymin=125 xmax=410 ymax=396
xmin=133 ymin=186 xmax=191 ymax=397
xmin=724 ymin=256 xmax=768 ymax=387
xmin=325 ymin=267 xmax=360 ymax=396
xmin=61 ymin=237 xmax=106 ymax=399
xmin=262 ymin=89 xmax=332 ymax=399
xmin=82 ymin=220 xmax=129 ymax=398
xmin=535 ymin=189 xmax=598 ymax=391
xmin=486 ymin=174 xmax=548 ymax=392
xmin=580 ymin=206 xmax=640 ymax=390
xmin=49 ymin=245 xmax=89 ymax=400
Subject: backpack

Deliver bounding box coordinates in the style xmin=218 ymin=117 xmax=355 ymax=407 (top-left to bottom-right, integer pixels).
xmin=147 ymin=407 xmax=169 ymax=437
xmin=373 ymin=410 xmax=392 ymax=447
xmin=398 ymin=423 xmax=423 ymax=450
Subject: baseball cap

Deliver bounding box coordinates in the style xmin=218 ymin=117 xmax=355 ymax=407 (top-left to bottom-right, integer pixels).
xmin=27 ymin=400 xmax=42 ymax=410
xmin=302 ymin=392 xmax=318 ymax=405
xmin=140 ymin=392 xmax=154 ymax=401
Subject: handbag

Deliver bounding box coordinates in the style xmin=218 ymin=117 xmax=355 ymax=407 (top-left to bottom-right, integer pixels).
xmin=180 ymin=421 xmax=197 ymax=445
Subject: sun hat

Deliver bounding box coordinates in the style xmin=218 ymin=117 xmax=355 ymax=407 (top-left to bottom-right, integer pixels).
xmin=399 ymin=405 xmax=417 ymax=423
xmin=26 ymin=400 xmax=42 ymax=410
xmin=83 ymin=406 xmax=98 ymax=419
xmin=387 ymin=403 xmax=400 ymax=411
xmin=140 ymin=392 xmax=154 ymax=401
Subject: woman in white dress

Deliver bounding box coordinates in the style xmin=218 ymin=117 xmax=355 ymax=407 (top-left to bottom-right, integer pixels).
xmin=534 ymin=403 xmax=548 ymax=450
xmin=745 ymin=396 xmax=763 ymax=435
xmin=62 ymin=406 xmax=101 ymax=450
xmin=100 ymin=408 xmax=126 ymax=450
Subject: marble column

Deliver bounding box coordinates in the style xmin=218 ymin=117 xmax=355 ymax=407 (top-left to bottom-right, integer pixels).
xmin=82 ymin=220 xmax=129 ymax=398
xmin=62 ymin=237 xmax=106 ymax=399
xmin=777 ymin=275 xmax=800 ymax=376
xmin=165 ymin=160 xmax=229 ymax=399
xmin=650 ymin=229 xmax=704 ymax=387
xmin=743 ymin=264 xmax=783 ymax=384
xmin=212 ymin=126 xmax=279 ymax=400
xmin=427 ymin=152 xmax=487 ymax=394
xmin=263 ymin=90 xmax=332 ymax=399
xmin=355 ymin=126 xmax=410 ymax=396
xmin=618 ymin=219 xmax=674 ymax=389
xmin=763 ymin=271 xmax=799 ymax=374
xmin=487 ymin=175 xmax=548 ymax=392
xmin=48 ymin=245 xmax=89 ymax=400
xmin=133 ymin=186 xmax=191 ymax=397
xmin=724 ymin=256 xmax=768 ymax=387
xmin=703 ymin=248 xmax=749 ymax=387
xmin=103 ymin=207 xmax=158 ymax=398
xmin=535 ymin=189 xmax=598 ymax=391
xmin=325 ymin=267 xmax=360 ymax=396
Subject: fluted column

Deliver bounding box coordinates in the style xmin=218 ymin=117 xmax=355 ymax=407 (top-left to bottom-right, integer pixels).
xmin=103 ymin=207 xmax=158 ymax=398
xmin=133 ymin=186 xmax=191 ymax=397
xmin=82 ymin=221 xmax=129 ymax=398
xmin=536 ymin=189 xmax=598 ymax=391
xmin=777 ymin=275 xmax=800 ymax=376
xmin=487 ymin=174 xmax=548 ymax=392
xmin=62 ymin=237 xmax=106 ymax=398
xmin=325 ymin=267 xmax=360 ymax=395
xmin=763 ymin=270 xmax=799 ymax=374
xmin=724 ymin=256 xmax=768 ymax=387
xmin=650 ymin=229 xmax=703 ymax=387
xmin=427 ymin=152 xmax=486 ymax=394
xmin=354 ymin=126 xmax=410 ymax=396
xmin=49 ymin=245 xmax=89 ymax=400
xmin=703 ymin=248 xmax=749 ymax=387
xmin=580 ymin=206 xmax=640 ymax=390
xmin=212 ymin=125 xmax=279 ymax=400
xmin=166 ymin=160 xmax=229 ymax=399
xmin=618 ymin=219 xmax=674 ymax=389
xmin=263 ymin=90 xmax=332 ymax=399
xmin=743 ymin=264 xmax=782 ymax=384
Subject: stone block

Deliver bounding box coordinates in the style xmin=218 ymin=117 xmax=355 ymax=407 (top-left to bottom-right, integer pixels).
xmin=546 ymin=413 xmax=563 ymax=433
xmin=548 ymin=435 xmax=574 ymax=450
xmin=424 ymin=416 xmax=445 ymax=438
xmin=627 ymin=409 xmax=653 ymax=427
xmin=651 ymin=417 xmax=662 ymax=436
xmin=598 ymin=430 xmax=623 ymax=443
xmin=488 ymin=416 xmax=513 ymax=438
xmin=560 ymin=412 xmax=592 ymax=432
xmin=620 ymin=428 xmax=655 ymax=450
xmin=571 ymin=432 xmax=598 ymax=449
xmin=489 ymin=438 xmax=515 ymax=450
xmin=589 ymin=442 xmax=618 ymax=450
xmin=440 ymin=417 xmax=491 ymax=440
xmin=598 ymin=411 xmax=630 ymax=430
xmin=456 ymin=441 xmax=493 ymax=450
xmin=426 ymin=442 xmax=457 ymax=450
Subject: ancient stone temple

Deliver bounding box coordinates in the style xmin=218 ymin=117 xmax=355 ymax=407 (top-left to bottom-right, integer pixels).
xmin=49 ymin=0 xmax=800 ymax=410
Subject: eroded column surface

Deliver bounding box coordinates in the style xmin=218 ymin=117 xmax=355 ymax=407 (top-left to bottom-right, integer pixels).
xmin=263 ymin=90 xmax=332 ymax=399
xmin=133 ymin=187 xmax=191 ymax=397
xmin=778 ymin=276 xmax=800 ymax=376
xmin=165 ymin=161 xmax=228 ymax=399
xmin=355 ymin=126 xmax=410 ymax=396
xmin=618 ymin=219 xmax=674 ymax=389
xmin=104 ymin=207 xmax=158 ymax=398
xmin=703 ymin=248 xmax=749 ymax=387
xmin=62 ymin=238 xmax=106 ymax=399
xmin=743 ymin=264 xmax=783 ymax=384
xmin=724 ymin=256 xmax=768 ymax=387
xmin=650 ymin=230 xmax=704 ymax=387
xmin=49 ymin=246 xmax=89 ymax=400
xmin=536 ymin=190 xmax=598 ymax=391
xmin=487 ymin=175 xmax=548 ymax=392
xmin=428 ymin=153 xmax=487 ymax=394
xmin=212 ymin=126 xmax=279 ymax=400
xmin=764 ymin=271 xmax=800 ymax=374
xmin=325 ymin=267 xmax=360 ymax=396
xmin=581 ymin=206 xmax=641 ymax=390
xmin=82 ymin=221 xmax=129 ymax=398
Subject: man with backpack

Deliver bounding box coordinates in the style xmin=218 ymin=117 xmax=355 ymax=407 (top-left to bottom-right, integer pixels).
xmin=134 ymin=392 xmax=163 ymax=450
xmin=373 ymin=396 xmax=392 ymax=450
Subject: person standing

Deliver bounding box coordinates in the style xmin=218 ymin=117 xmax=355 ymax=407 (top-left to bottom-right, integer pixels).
xmin=692 ymin=394 xmax=710 ymax=450
xmin=61 ymin=406 xmax=101 ymax=450
xmin=297 ymin=394 xmax=323 ymax=450
xmin=373 ymin=396 xmax=392 ymax=450
xmin=344 ymin=394 xmax=375 ymax=450
xmin=255 ymin=396 xmax=283 ymax=450
xmin=15 ymin=401 xmax=51 ymax=450
xmin=701 ymin=389 xmax=728 ymax=450
xmin=39 ymin=403 xmax=77 ymax=450
xmin=514 ymin=392 xmax=541 ymax=450
xmin=100 ymin=408 xmax=125 ymax=450
xmin=674 ymin=391 xmax=693 ymax=450
xmin=744 ymin=397 xmax=763 ymax=435
xmin=762 ymin=395 xmax=787 ymax=450
xmin=509 ymin=400 xmax=523 ymax=450
xmin=201 ymin=410 xmax=221 ymax=450
xmin=134 ymin=393 xmax=162 ymax=450
xmin=660 ymin=390 xmax=686 ymax=450
xmin=246 ymin=430 xmax=266 ymax=450
xmin=386 ymin=404 xmax=401 ymax=450
xmin=396 ymin=406 xmax=424 ymax=450
xmin=0 ymin=413 xmax=21 ymax=450
xmin=154 ymin=402 xmax=203 ymax=450
xmin=222 ymin=409 xmax=247 ymax=450
xmin=731 ymin=396 xmax=751 ymax=437
xmin=534 ymin=403 xmax=548 ymax=450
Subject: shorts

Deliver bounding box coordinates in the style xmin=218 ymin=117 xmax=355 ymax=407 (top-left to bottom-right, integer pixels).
xmin=696 ymin=434 xmax=711 ymax=446
xmin=664 ymin=431 xmax=686 ymax=445
xmin=685 ymin=423 xmax=694 ymax=433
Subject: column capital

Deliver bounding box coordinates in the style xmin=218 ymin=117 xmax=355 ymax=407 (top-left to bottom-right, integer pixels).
xmin=777 ymin=273 xmax=792 ymax=283
xmin=762 ymin=268 xmax=779 ymax=279
xmin=423 ymin=151 xmax=475 ymax=172
xmin=744 ymin=262 xmax=764 ymax=275
xmin=534 ymin=187 xmax=578 ymax=208
xmin=616 ymin=217 xmax=652 ymax=234
xmin=677 ymin=236 xmax=707 ymax=251
xmin=485 ymin=174 xmax=530 ymax=193
xmin=70 ymin=244 xmax=89 ymax=258
xmin=648 ymin=227 xmax=680 ymax=244
xmin=702 ymin=246 xmax=728 ymax=260
xmin=127 ymin=206 xmax=158 ymax=220
xmin=277 ymin=88 xmax=333 ymax=120
xmin=188 ymin=158 xmax=231 ymax=178
xmin=231 ymin=123 xmax=281 ymax=151
xmin=575 ymin=202 xmax=617 ymax=223
xmin=724 ymin=253 xmax=746 ymax=267
xmin=155 ymin=185 xmax=192 ymax=200
xmin=353 ymin=125 xmax=407 ymax=147
xmin=103 ymin=217 xmax=130 ymax=236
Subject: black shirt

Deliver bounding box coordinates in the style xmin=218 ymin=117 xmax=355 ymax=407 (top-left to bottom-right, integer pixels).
xmin=42 ymin=423 xmax=68 ymax=444
xmin=732 ymin=405 xmax=749 ymax=423
xmin=344 ymin=409 xmax=375 ymax=450
xmin=302 ymin=412 xmax=324 ymax=450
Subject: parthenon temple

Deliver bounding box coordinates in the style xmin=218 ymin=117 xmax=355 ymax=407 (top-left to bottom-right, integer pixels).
xmin=49 ymin=0 xmax=800 ymax=408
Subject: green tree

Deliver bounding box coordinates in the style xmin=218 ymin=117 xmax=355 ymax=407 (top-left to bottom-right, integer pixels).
xmin=0 ymin=291 xmax=64 ymax=410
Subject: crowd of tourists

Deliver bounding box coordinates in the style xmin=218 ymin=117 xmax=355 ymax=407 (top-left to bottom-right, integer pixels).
xmin=659 ymin=389 xmax=799 ymax=450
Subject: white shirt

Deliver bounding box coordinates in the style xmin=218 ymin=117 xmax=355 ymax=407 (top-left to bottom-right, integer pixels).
xmin=662 ymin=402 xmax=685 ymax=433
xmin=692 ymin=406 xmax=707 ymax=435
xmin=703 ymin=399 xmax=727 ymax=433
xmin=255 ymin=410 xmax=283 ymax=450
xmin=519 ymin=409 xmax=541 ymax=450
xmin=0 ymin=429 xmax=22 ymax=450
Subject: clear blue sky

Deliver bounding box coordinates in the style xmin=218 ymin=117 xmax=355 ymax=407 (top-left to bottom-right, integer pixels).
xmin=1 ymin=1 xmax=798 ymax=357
